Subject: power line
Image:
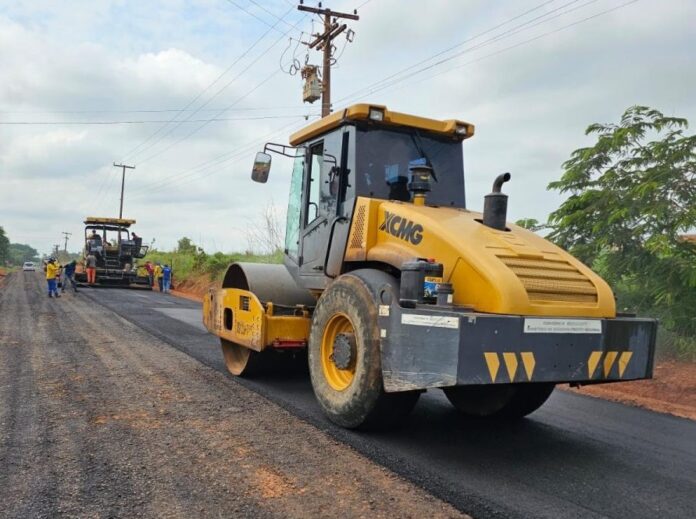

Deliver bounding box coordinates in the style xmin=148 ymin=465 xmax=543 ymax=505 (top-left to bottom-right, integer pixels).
xmin=90 ymin=167 xmax=118 ymax=212
xmin=247 ymin=0 xmax=297 ymax=30
xmin=0 ymin=105 xmax=319 ymax=115
xmin=97 ymin=9 xmax=309 ymax=210
xmin=128 ymin=117 xmax=313 ymax=195
xmin=0 ymin=114 xmax=318 ymax=125
xmin=130 ymin=123 xmax=297 ymax=198
xmin=120 ymin=4 xmax=297 ymax=164
xmin=156 ymin=0 xmax=635 ymax=196
xmin=128 ymin=12 xmax=305 ymax=165
xmin=134 ymin=14 xmax=309 ymax=166
xmin=226 ymin=0 xmax=295 ymax=33
xmin=136 ymin=68 xmax=285 ymax=165
xmin=126 ymin=118 xmax=309 ymax=198
xmin=348 ymin=0 xmax=639 ymax=102
xmin=335 ymin=0 xmax=565 ymax=104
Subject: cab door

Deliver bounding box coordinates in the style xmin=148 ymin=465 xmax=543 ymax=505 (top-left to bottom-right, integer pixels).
xmin=299 ymin=127 xmax=356 ymax=288
xmin=298 ymin=141 xmax=331 ymax=282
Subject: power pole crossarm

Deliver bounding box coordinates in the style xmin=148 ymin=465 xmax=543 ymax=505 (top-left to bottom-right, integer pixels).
xmin=297 ymin=4 xmax=359 ymax=20
xmin=113 ymin=162 xmax=135 ymax=219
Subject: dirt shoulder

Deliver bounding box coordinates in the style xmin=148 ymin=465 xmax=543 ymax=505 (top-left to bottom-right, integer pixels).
xmin=173 ymin=273 xmax=696 ymax=422
xmin=0 ymin=272 xmax=466 ymax=518
xmin=563 ymin=361 xmax=696 ymax=420
xmin=170 ymin=273 xmax=214 ymax=301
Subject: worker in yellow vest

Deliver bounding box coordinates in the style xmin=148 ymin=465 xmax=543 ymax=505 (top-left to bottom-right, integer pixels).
xmin=46 ymin=258 xmax=61 ymax=298
xmin=153 ymin=262 xmax=164 ymax=291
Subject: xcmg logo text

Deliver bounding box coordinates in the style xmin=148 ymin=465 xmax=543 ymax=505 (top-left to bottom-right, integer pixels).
xmin=379 ymin=211 xmax=423 ymax=245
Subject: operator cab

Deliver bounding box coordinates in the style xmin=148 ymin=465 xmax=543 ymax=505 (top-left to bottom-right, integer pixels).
xmin=83 ymin=217 xmax=148 ymax=264
xmin=251 ymin=104 xmax=474 ymax=291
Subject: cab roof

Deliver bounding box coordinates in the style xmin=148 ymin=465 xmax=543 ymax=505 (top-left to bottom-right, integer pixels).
xmin=84 ymin=216 xmax=135 ymax=227
xmin=289 ymin=104 xmax=475 ymax=146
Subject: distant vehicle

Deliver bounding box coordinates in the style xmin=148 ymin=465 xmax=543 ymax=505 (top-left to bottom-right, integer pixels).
xmin=22 ymin=262 xmax=36 ymax=271
xmin=74 ymin=216 xmax=150 ymax=288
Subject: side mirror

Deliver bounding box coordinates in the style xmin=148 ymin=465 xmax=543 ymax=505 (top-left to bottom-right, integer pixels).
xmin=251 ymin=152 xmax=272 ymax=183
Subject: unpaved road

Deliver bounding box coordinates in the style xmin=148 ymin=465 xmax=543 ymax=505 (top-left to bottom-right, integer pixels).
xmin=0 ymin=272 xmax=464 ymax=518
xmin=2 ymin=273 xmax=696 ymax=518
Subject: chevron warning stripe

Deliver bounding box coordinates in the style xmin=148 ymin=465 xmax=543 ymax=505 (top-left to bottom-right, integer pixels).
xmin=520 ymin=352 xmax=536 ymax=381
xmin=586 ymin=350 xmax=633 ymax=379
xmin=603 ymin=351 xmax=619 ymax=377
xmin=588 ymin=351 xmax=603 ymax=378
xmin=502 ymin=352 xmax=518 ymax=381
xmin=483 ymin=352 xmax=500 ymax=382
xmin=483 ymin=352 xmax=536 ymax=382
xmin=618 ymin=351 xmax=633 ymax=377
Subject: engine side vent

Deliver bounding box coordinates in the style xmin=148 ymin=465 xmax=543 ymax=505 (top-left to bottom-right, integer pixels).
xmin=349 ymin=204 xmax=366 ymax=250
xmin=499 ymin=256 xmax=598 ymax=304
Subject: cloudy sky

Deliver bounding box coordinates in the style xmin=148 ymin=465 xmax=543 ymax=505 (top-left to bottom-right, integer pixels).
xmin=1 ymin=0 xmax=694 ymax=256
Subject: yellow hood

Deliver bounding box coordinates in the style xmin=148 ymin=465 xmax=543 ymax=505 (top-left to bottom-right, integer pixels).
xmin=345 ymin=197 xmax=616 ymax=318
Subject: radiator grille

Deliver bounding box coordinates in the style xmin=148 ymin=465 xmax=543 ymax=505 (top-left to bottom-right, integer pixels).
xmin=499 ymin=256 xmax=598 ymax=304
xmin=350 ymin=205 xmax=366 ymax=250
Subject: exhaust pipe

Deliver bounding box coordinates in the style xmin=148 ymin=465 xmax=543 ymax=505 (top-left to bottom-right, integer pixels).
xmin=482 ymin=172 xmax=511 ymax=231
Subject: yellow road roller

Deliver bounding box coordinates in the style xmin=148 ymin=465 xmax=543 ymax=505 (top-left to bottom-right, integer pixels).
xmin=204 ymin=104 xmax=657 ymax=429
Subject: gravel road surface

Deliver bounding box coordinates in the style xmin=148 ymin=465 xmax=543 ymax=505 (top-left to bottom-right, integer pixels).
xmin=0 ymin=272 xmax=465 ymax=518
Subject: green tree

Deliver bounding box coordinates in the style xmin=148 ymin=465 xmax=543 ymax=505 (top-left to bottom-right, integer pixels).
xmin=515 ymin=218 xmax=546 ymax=232
xmin=176 ymin=237 xmax=197 ymax=254
xmin=9 ymin=243 xmax=39 ymax=265
xmin=0 ymin=227 xmax=9 ymax=265
xmin=547 ymin=106 xmax=696 ymax=335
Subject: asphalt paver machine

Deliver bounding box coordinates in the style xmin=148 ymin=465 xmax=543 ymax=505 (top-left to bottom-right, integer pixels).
xmin=76 ymin=217 xmax=150 ymax=288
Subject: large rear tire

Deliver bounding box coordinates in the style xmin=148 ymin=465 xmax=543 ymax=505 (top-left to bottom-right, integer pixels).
xmin=443 ymin=383 xmax=555 ymax=419
xmin=308 ymin=270 xmax=420 ymax=429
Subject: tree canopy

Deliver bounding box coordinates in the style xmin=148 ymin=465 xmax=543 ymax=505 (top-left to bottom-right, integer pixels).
xmin=9 ymin=243 xmax=39 ymax=265
xmin=547 ymin=106 xmax=696 ymax=336
xmin=176 ymin=237 xmax=197 ymax=255
xmin=0 ymin=227 xmax=9 ymax=265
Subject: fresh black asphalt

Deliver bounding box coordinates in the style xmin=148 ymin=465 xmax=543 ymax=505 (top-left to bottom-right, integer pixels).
xmin=84 ymin=287 xmax=696 ymax=519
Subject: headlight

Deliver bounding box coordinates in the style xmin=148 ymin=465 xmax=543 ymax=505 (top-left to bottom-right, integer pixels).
xmin=368 ymin=107 xmax=385 ymax=121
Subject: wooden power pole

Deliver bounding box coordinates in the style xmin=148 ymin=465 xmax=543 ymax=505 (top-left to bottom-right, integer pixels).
xmin=61 ymin=231 xmax=72 ymax=252
xmin=113 ymin=162 xmax=135 ymax=219
xmin=298 ymin=2 xmax=359 ymax=117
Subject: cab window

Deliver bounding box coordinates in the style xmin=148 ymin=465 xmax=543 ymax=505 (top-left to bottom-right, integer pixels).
xmin=285 ymin=152 xmax=304 ymax=259
xmin=305 ymin=142 xmax=323 ymax=225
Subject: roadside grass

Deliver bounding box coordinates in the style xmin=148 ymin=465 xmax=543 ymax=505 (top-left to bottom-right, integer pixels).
xmin=615 ymin=287 xmax=696 ymax=363
xmin=654 ymin=322 xmax=696 ymax=362
xmin=144 ymin=249 xmax=283 ymax=283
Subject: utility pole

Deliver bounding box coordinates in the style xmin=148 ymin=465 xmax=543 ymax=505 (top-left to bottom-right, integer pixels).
xmin=298 ymin=1 xmax=359 ymax=117
xmin=61 ymin=231 xmax=72 ymax=252
xmin=113 ymin=162 xmax=135 ymax=219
